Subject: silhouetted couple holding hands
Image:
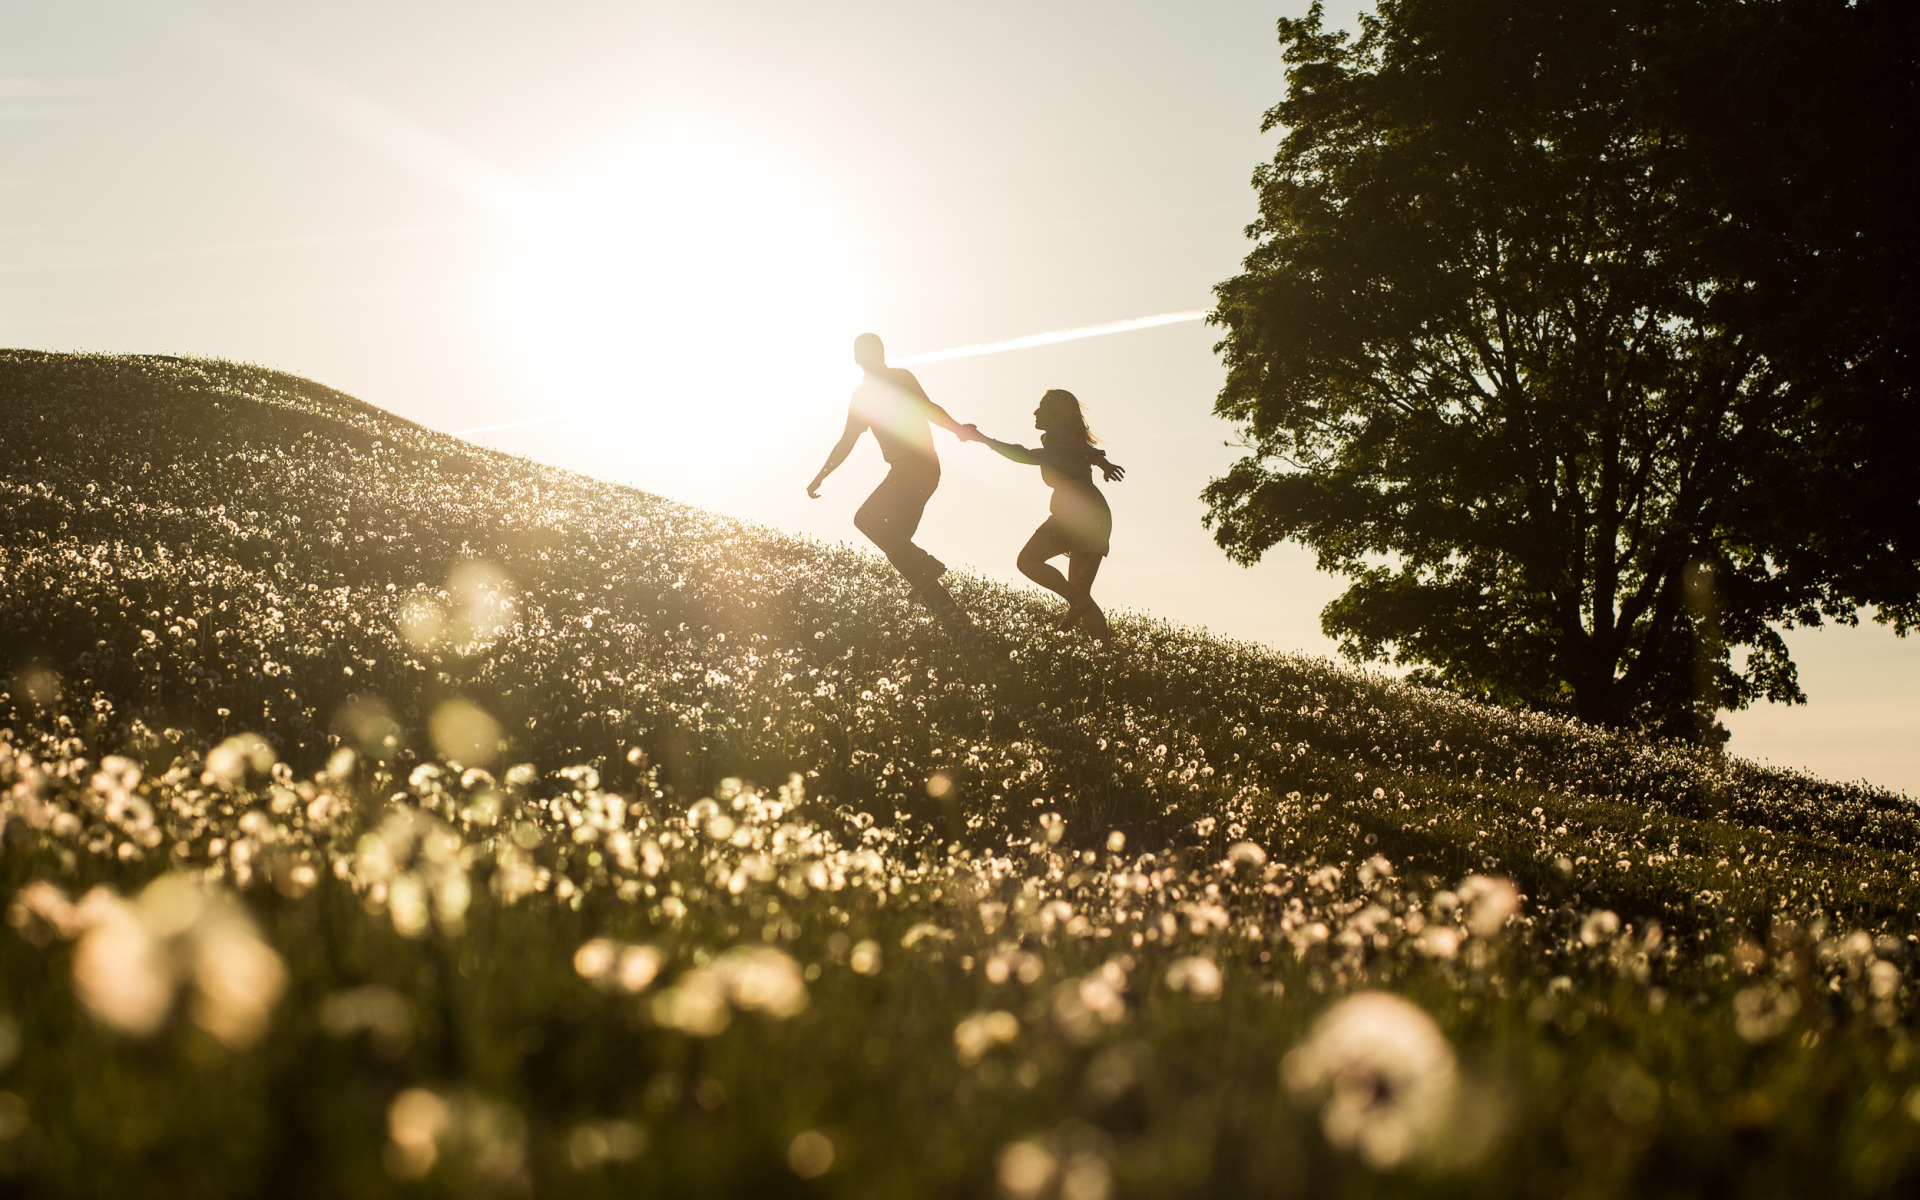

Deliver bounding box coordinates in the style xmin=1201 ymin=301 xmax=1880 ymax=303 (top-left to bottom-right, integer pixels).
xmin=808 ymin=333 xmax=1123 ymax=640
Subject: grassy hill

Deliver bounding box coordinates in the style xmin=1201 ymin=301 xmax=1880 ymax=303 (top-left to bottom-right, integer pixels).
xmin=2 ymin=349 xmax=1918 ymax=1197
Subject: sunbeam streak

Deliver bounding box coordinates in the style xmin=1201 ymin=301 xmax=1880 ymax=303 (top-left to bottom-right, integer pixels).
xmin=892 ymin=310 xmax=1206 ymax=366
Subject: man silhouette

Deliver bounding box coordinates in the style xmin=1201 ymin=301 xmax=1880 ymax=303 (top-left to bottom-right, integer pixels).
xmin=808 ymin=333 xmax=976 ymax=609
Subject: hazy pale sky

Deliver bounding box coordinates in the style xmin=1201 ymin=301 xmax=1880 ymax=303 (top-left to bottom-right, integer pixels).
xmin=5 ymin=0 xmax=1915 ymax=794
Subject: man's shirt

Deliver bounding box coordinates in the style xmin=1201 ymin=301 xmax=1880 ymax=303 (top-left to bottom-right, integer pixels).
xmin=850 ymin=366 xmax=940 ymax=470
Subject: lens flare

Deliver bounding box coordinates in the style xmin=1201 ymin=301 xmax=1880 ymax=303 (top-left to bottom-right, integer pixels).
xmin=503 ymin=137 xmax=854 ymax=513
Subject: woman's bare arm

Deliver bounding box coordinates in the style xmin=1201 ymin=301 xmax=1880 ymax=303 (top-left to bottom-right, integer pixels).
xmin=1090 ymin=446 xmax=1125 ymax=482
xmin=979 ymin=436 xmax=1042 ymax=466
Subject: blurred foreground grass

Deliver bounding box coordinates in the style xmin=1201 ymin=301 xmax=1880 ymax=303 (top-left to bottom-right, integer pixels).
xmin=2 ymin=350 xmax=1919 ymax=1198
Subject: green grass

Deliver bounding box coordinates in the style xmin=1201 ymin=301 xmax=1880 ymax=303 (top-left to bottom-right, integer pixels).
xmin=1 ymin=348 xmax=1918 ymax=1197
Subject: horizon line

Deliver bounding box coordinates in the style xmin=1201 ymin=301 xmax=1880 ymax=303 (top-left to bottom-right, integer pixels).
xmin=451 ymin=309 xmax=1209 ymax=438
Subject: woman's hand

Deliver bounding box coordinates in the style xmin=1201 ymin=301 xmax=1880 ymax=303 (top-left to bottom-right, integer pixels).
xmin=1100 ymin=461 xmax=1126 ymax=482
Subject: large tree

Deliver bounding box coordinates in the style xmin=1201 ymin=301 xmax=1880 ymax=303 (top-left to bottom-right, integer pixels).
xmin=1207 ymin=0 xmax=1920 ymax=742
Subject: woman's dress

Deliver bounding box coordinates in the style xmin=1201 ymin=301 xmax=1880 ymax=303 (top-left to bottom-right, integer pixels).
xmin=1034 ymin=434 xmax=1112 ymax=558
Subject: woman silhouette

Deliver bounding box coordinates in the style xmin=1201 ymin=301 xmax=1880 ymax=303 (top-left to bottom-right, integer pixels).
xmin=971 ymin=389 xmax=1124 ymax=637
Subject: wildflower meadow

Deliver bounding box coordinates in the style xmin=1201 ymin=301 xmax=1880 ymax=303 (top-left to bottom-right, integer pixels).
xmin=2 ymin=350 xmax=1918 ymax=1197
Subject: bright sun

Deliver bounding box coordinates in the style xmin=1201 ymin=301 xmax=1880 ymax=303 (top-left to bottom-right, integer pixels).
xmin=505 ymin=137 xmax=857 ymax=512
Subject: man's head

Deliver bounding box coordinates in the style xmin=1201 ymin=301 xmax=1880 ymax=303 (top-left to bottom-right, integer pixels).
xmin=853 ymin=333 xmax=886 ymax=370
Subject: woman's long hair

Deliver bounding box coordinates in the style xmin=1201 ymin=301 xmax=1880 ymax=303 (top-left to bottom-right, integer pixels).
xmin=1037 ymin=388 xmax=1098 ymax=444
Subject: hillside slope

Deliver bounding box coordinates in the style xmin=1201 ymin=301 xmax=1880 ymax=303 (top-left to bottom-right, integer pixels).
xmin=3 ymin=350 xmax=1920 ymax=1196
xmin=4 ymin=350 xmax=1914 ymax=923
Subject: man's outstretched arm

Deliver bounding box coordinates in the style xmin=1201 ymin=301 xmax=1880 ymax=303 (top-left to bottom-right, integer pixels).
xmin=808 ymin=412 xmax=867 ymax=498
xmin=897 ymin=369 xmax=978 ymax=440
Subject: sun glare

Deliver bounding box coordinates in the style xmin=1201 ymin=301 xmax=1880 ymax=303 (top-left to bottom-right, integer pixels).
xmin=505 ymin=137 xmax=857 ymax=512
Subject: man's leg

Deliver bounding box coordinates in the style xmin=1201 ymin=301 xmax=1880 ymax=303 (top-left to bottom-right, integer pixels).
xmin=855 ymin=467 xmax=943 ymax=582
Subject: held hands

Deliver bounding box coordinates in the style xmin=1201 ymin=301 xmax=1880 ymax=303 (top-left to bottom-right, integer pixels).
xmin=955 ymin=423 xmax=984 ymax=444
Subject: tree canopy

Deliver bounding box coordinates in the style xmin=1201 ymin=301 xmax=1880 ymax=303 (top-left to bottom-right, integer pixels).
xmin=1207 ymin=0 xmax=1920 ymax=742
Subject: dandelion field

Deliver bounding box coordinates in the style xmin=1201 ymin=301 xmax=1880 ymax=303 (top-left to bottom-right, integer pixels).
xmin=3 ymin=349 xmax=1919 ymax=1197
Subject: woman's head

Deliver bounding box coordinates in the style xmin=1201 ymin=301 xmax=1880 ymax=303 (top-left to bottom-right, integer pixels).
xmin=1033 ymin=388 xmax=1097 ymax=442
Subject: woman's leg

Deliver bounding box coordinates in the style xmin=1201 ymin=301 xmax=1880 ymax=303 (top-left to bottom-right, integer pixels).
xmin=1066 ymin=553 xmax=1109 ymax=636
xmin=1017 ymin=525 xmax=1075 ymax=601
xmin=1066 ymin=552 xmax=1102 ymax=603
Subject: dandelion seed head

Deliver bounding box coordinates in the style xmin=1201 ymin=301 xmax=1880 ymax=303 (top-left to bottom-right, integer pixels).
xmin=568 ymin=1119 xmax=647 ymax=1169
xmin=787 ymin=1129 xmax=835 ymax=1178
xmin=716 ymin=946 xmax=807 ymax=1017
xmin=1419 ymin=926 xmax=1462 ymax=959
xmin=1733 ymin=982 xmax=1800 ymax=1042
xmin=202 ymin=733 xmax=275 ymax=791
xmin=1283 ymin=991 xmax=1458 ymax=1168
xmin=189 ymin=908 xmax=288 ymax=1048
xmin=387 ymin=1088 xmax=448 ymax=1178
xmin=8 ymin=881 xmax=84 ymax=945
xmin=1165 ymin=955 xmax=1223 ymax=997
xmin=1578 ymin=909 xmax=1621 ymax=947
xmin=1059 ymin=1150 xmax=1113 ymax=1200
xmin=429 ymin=700 xmax=503 ymax=768
xmin=332 ymin=696 xmax=404 ymax=761
xmin=1227 ymin=841 xmax=1267 ymax=867
xmin=955 ymin=1010 xmax=1021 ymax=1063
xmin=138 ymin=874 xmax=206 ymax=939
xmin=444 ymin=561 xmax=517 ymax=654
xmin=1458 ymin=875 xmax=1520 ymax=938
xmin=11 ymin=665 xmax=60 ymax=707
xmin=996 ymin=1140 xmax=1056 ymax=1198
xmin=901 ymin=922 xmax=952 ymax=949
xmin=618 ymin=945 xmax=664 ymax=993
xmin=398 ymin=593 xmax=447 ymax=652
xmin=849 ymin=939 xmax=883 ymax=975
xmin=72 ymin=889 xmax=172 ymax=1036
xmin=574 ymin=938 xmax=617 ymax=981
xmin=389 ymin=876 xmax=430 ymax=938
xmin=651 ymin=968 xmax=731 ymax=1035
xmin=320 ymin=985 xmax=414 ymax=1056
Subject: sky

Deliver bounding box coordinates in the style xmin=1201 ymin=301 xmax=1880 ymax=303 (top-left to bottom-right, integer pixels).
xmin=4 ymin=0 xmax=1916 ymax=795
